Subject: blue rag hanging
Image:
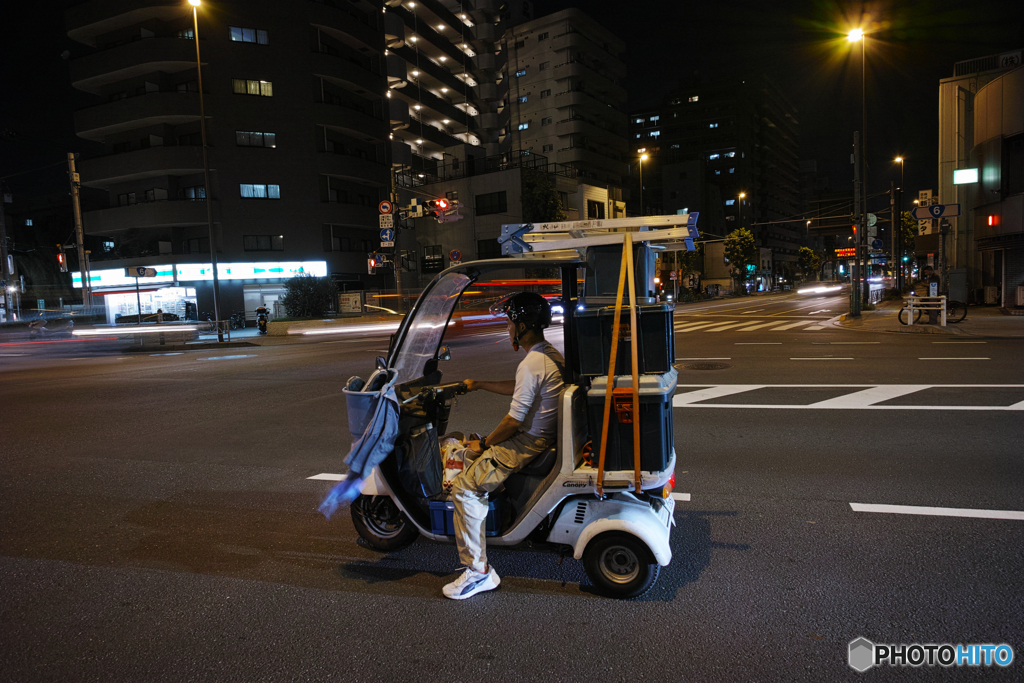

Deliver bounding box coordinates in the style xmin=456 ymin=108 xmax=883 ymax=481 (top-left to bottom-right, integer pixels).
xmin=319 ymin=378 xmax=401 ymax=519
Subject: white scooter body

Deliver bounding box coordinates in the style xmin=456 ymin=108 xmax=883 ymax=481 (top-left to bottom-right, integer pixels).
xmin=360 ymin=384 xmax=677 ymax=567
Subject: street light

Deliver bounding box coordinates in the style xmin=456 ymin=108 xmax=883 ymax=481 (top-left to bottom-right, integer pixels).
xmin=639 ymin=153 xmax=648 ymax=216
xmin=894 ymin=156 xmax=905 ymax=289
xmin=848 ymin=27 xmax=868 ymax=314
xmin=737 ymin=192 xmax=746 ymax=229
xmin=190 ymin=0 xmax=223 ymax=341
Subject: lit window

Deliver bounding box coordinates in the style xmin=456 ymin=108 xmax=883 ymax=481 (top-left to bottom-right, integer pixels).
xmin=725 ymin=151 xmax=736 ymax=158
xmin=725 ymin=199 xmax=735 ymax=205
xmin=518 ymin=95 xmax=528 ymax=103
xmin=239 ymin=184 xmax=281 ymax=199
xmin=689 ymin=95 xmax=699 ymax=102
xmin=236 ymin=131 xmax=276 ymax=148
xmin=515 ymin=68 xmax=527 ymax=77
xmin=232 ymin=79 xmax=273 ymax=96
xmin=650 ymin=115 xmax=660 ymax=123
xmin=635 ymin=118 xmax=643 ymax=124
xmin=25 ymin=219 xmax=33 ymax=226
xmin=709 ymin=123 xmax=718 ymax=128
xmin=229 ymin=27 xmax=269 ymax=45
xmin=729 ymin=167 xmax=735 ymax=174
xmin=715 ymin=170 xmax=721 ymax=175
xmin=708 ymin=153 xmax=719 ymax=160
xmin=518 ymin=122 xmax=529 ymax=130
xmin=649 ymin=130 xmax=660 ymax=138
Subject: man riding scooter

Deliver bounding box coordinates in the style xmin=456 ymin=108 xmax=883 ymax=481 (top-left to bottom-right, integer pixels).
xmin=444 ymin=292 xmax=565 ymax=600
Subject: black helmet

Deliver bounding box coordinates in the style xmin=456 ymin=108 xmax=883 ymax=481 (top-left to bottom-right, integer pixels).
xmin=490 ymin=291 xmax=552 ymax=330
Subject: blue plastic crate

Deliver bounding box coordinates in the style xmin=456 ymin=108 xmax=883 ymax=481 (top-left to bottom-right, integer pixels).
xmin=429 ymin=500 xmax=501 ymax=537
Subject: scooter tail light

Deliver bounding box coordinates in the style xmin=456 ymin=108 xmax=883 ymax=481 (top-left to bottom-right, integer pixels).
xmin=663 ymin=471 xmax=675 ymax=499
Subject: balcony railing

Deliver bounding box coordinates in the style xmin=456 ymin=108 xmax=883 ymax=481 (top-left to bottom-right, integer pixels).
xmin=396 ymin=150 xmax=574 ymax=188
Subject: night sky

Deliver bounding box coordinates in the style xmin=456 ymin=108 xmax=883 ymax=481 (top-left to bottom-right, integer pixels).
xmin=2 ymin=0 xmax=1022 ymax=205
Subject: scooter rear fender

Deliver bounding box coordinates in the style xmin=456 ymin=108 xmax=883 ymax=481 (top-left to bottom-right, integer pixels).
xmin=549 ymin=492 xmax=675 ymax=566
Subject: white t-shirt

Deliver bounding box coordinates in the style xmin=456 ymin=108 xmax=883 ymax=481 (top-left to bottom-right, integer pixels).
xmin=508 ymin=340 xmax=565 ymax=439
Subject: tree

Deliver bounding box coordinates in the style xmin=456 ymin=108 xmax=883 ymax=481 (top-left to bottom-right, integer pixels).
xmin=521 ymin=167 xmax=566 ymax=223
xmin=280 ymin=274 xmax=337 ymax=318
xmin=724 ymin=228 xmax=757 ymax=290
xmin=797 ymin=246 xmax=822 ymax=280
xmin=899 ymin=210 xmax=917 ymax=256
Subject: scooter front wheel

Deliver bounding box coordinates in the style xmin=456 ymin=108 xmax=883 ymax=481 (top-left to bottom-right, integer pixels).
xmin=583 ymin=532 xmax=659 ymax=599
xmin=351 ymin=495 xmax=419 ymax=551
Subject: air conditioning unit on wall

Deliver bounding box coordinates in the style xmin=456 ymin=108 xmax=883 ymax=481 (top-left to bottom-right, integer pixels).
xmin=985 ymin=286 xmax=999 ymax=304
xmin=1017 ymin=285 xmax=1024 ymax=307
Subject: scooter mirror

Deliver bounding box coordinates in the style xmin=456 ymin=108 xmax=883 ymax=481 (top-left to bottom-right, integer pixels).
xmin=375 ymin=355 xmax=387 ymax=370
xmin=437 ymin=345 xmax=452 ymax=361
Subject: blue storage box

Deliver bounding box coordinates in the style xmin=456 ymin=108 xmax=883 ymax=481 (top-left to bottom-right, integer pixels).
xmin=429 ymin=500 xmax=501 ymax=537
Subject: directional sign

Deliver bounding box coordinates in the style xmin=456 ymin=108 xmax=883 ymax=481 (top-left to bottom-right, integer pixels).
xmin=912 ymin=204 xmax=961 ymax=220
xmin=380 ymin=228 xmax=395 ymax=242
xmin=871 ymin=239 xmax=884 ymax=250
xmin=449 ymin=249 xmax=461 ymax=262
xmin=379 ymin=214 xmax=394 ymax=230
xmin=125 ymin=267 xmax=157 ymax=277
xmin=378 ymin=200 xmax=393 ymax=215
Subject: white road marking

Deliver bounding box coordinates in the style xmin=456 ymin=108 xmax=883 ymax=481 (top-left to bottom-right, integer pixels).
xmin=704 ymin=322 xmax=757 ymax=332
xmin=676 ymin=357 xmax=731 ymax=360
xmin=850 ymin=503 xmax=1024 ymax=521
xmin=308 ymin=473 xmax=345 ymax=481
xmin=790 ymin=357 xmax=854 ymax=360
xmin=933 ymin=341 xmax=987 ymax=344
xmin=919 ymin=357 xmax=990 ymax=361
xmin=771 ymin=321 xmax=818 ymax=331
xmin=806 ymin=309 xmax=831 ymax=315
xmin=802 ymin=325 xmax=830 ymax=330
xmin=734 ymin=321 xmax=787 ymax=331
xmin=675 ymin=321 xmax=730 ymax=331
xmin=673 ymin=385 xmax=764 ymax=405
xmin=741 ymin=309 xmax=764 ymax=313
xmin=0 ymin=353 xmax=27 ymax=356
xmin=150 ymin=352 xmax=184 ymax=356
xmin=735 ymin=342 xmax=782 ymax=345
xmin=672 ymin=384 xmax=1024 ymax=410
xmin=671 ymin=492 xmax=691 ymax=502
xmin=808 ymin=385 xmax=927 ymax=408
xmin=812 ymin=341 xmax=880 ymax=345
xmin=197 ymin=354 xmax=258 ymax=361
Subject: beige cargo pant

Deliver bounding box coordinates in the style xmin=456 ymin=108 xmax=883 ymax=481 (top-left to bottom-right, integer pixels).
xmin=451 ymin=432 xmax=551 ymax=573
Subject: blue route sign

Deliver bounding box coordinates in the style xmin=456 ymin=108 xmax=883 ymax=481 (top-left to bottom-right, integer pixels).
xmin=912 ymin=204 xmax=960 ymax=220
xmin=379 ymin=228 xmax=395 ymax=242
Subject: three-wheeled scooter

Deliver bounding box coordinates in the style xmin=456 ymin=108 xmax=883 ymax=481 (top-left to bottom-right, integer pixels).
xmin=343 ymin=214 xmax=699 ymax=598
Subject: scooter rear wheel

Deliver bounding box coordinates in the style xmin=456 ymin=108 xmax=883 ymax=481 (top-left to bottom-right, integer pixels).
xmin=583 ymin=532 xmax=659 ymax=599
xmin=351 ymin=495 xmax=419 ymax=551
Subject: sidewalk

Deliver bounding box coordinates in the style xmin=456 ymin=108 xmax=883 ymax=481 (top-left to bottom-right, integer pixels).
xmin=836 ymin=299 xmax=1024 ymax=339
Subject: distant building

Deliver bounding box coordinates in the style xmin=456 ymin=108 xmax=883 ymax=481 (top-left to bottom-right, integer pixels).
xmin=936 ymin=49 xmax=1023 ymax=307
xmin=629 ymin=75 xmax=803 ymax=291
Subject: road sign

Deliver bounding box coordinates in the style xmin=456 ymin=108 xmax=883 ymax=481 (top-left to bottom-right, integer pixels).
xmin=912 ymin=204 xmax=961 ymax=220
xmin=380 ymin=228 xmax=394 ymax=242
xmin=867 ymin=213 xmax=877 ymax=227
xmin=125 ymin=267 xmax=157 ymax=277
xmin=449 ymin=249 xmax=461 ymax=262
xmin=378 ymin=200 xmax=393 ymax=215
xmin=379 ymin=214 xmax=394 ymax=230
xmin=669 ymin=270 xmax=677 ymax=280
xmin=871 ymin=239 xmax=884 ymax=250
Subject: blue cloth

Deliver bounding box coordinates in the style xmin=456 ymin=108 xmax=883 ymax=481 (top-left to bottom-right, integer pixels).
xmin=319 ymin=382 xmax=401 ymax=520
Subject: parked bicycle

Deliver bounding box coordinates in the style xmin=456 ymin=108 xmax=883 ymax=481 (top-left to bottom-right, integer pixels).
xmin=229 ymin=311 xmax=246 ymax=330
xmin=898 ymin=299 xmax=967 ymax=325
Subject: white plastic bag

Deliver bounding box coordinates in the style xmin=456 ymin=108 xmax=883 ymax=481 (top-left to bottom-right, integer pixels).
xmin=439 ymin=434 xmax=481 ymax=496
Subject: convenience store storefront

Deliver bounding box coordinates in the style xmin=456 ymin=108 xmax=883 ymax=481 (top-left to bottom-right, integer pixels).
xmin=73 ymin=261 xmax=327 ymax=324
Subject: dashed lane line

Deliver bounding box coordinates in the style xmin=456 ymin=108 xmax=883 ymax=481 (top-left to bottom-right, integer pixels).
xmin=850 ymin=503 xmax=1024 ymax=521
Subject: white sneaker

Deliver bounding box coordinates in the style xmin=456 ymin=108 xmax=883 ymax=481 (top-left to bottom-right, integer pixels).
xmin=443 ymin=567 xmax=500 ymax=600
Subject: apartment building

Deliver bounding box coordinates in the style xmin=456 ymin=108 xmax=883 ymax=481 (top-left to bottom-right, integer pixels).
xmin=936 ymin=49 xmax=1023 ymax=307
xmin=65 ymin=0 xmax=393 ymax=319
xmin=629 ymin=75 xmax=803 ymax=290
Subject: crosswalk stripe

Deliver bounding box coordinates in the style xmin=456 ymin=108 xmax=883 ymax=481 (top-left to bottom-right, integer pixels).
xmin=770 ymin=321 xmax=819 ymax=331
xmin=674 ymin=321 xmax=730 ymax=331
xmin=732 ymin=321 xmax=789 ymax=331
xmin=704 ymin=322 xmax=757 ymax=332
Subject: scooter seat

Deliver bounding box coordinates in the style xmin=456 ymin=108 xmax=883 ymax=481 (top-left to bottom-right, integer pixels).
xmin=517 ymin=445 xmax=557 ymax=477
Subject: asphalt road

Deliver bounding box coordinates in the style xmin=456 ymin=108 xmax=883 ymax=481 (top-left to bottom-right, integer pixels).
xmin=2 ymin=292 xmax=1023 ymax=681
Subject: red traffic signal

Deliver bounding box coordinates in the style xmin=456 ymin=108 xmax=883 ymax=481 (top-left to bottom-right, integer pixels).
xmin=425 ymin=198 xmax=450 ymax=217
xmin=57 ymin=252 xmax=68 ymax=272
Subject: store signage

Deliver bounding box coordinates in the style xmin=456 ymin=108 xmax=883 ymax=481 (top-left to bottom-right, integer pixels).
xmin=835 ymin=248 xmax=856 ymax=258
xmin=74 ymin=261 xmax=328 ymax=288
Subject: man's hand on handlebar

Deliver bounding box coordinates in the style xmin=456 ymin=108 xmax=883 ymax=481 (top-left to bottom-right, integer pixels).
xmin=466 ymin=439 xmax=485 ymax=454
xmin=463 ymin=379 xmax=479 ymax=392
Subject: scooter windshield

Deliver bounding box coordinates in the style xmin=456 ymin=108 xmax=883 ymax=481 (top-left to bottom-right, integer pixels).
xmin=390 ymin=272 xmax=473 ymax=384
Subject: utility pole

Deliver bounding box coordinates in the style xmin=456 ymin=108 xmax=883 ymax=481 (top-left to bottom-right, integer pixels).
xmin=67 ymin=153 xmax=93 ymax=308
xmin=851 ymin=131 xmax=862 ymax=317
xmin=390 ymin=168 xmax=404 ymax=312
xmin=889 ymin=181 xmax=896 ymax=291
xmin=0 ymin=197 xmax=9 ymax=322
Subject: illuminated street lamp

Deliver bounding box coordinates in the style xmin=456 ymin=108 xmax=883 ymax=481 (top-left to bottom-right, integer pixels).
xmin=894 ymin=156 xmax=905 ymax=288
xmin=189 ymin=0 xmax=223 ymax=341
xmin=639 ymin=152 xmax=648 ymax=215
xmin=737 ymin=192 xmax=746 ymax=229
xmin=847 ymin=27 xmax=868 ymax=314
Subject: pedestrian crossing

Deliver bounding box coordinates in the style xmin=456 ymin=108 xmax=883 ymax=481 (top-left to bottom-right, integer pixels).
xmin=674 ymin=318 xmax=834 ymax=333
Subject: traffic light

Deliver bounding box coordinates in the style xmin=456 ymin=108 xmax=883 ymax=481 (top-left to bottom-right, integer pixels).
xmin=902 ymin=255 xmax=909 ymax=262
xmin=424 ymin=197 xmax=449 ymax=218
xmin=367 ymin=255 xmax=377 ymax=275
xmin=57 ymin=250 xmax=68 ymax=272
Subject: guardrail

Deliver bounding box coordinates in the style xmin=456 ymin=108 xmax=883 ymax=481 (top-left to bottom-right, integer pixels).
xmin=904 ymin=296 xmax=946 ymax=326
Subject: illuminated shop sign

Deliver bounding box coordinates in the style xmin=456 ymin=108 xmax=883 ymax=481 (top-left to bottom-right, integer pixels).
xmin=73 ymin=261 xmax=328 ymax=288
xmin=835 ymin=248 xmax=856 ymax=258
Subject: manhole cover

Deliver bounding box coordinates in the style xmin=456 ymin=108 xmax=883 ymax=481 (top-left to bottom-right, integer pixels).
xmin=678 ymin=362 xmax=731 ymax=371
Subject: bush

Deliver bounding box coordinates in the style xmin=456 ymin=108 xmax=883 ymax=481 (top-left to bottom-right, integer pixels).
xmin=280 ymin=274 xmax=337 ymax=318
